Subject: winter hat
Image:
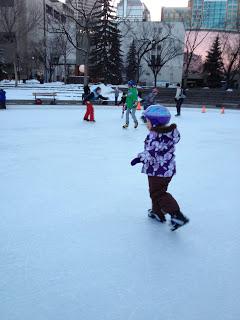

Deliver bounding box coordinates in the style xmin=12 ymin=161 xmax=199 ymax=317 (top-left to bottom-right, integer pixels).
xmin=128 ymin=80 xmax=136 ymax=87
xmin=144 ymin=105 xmax=171 ymax=126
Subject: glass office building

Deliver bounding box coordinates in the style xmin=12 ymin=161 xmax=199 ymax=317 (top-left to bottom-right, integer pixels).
xmin=117 ymin=0 xmax=151 ymax=21
xmin=190 ymin=0 xmax=240 ymax=30
xmin=161 ymin=7 xmax=192 ymax=28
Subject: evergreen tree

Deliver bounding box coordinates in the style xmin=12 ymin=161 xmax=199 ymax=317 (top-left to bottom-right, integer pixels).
xmin=89 ymin=0 xmax=122 ymax=84
xmin=126 ymin=41 xmax=138 ymax=82
xmin=204 ymin=36 xmax=224 ymax=88
xmin=108 ymin=28 xmax=123 ymax=84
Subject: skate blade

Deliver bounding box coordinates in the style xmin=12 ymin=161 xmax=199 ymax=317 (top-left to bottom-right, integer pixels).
xmin=171 ymin=220 xmax=189 ymax=231
xmin=148 ymin=212 xmax=166 ymax=223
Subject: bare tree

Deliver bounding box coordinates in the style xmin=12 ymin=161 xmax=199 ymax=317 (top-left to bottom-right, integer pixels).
xmin=56 ymin=31 xmax=75 ymax=84
xmin=220 ymin=32 xmax=240 ymax=89
xmin=145 ymin=37 xmax=183 ymax=87
xmin=52 ymin=0 xmax=100 ymax=85
xmin=183 ymin=20 xmax=210 ymax=87
xmin=47 ymin=17 xmax=75 ymax=84
xmin=0 ymin=1 xmax=42 ymax=86
xmin=126 ymin=23 xmax=176 ymax=82
xmin=32 ymin=36 xmax=67 ymax=82
xmin=0 ymin=48 xmax=5 ymax=80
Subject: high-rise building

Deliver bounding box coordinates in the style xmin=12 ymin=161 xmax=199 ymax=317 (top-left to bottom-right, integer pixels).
xmin=0 ymin=0 xmax=76 ymax=80
xmin=68 ymin=0 xmax=96 ymax=19
xmin=117 ymin=0 xmax=151 ymax=21
xmin=189 ymin=0 xmax=240 ymax=31
xmin=119 ymin=21 xmax=185 ymax=85
xmin=45 ymin=0 xmax=75 ymax=26
xmin=161 ymin=7 xmax=191 ymax=28
xmin=0 ymin=0 xmax=14 ymax=6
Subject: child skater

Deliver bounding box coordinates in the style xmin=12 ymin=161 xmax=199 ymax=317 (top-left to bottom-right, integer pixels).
xmin=118 ymin=93 xmax=127 ymax=118
xmin=83 ymin=87 xmax=108 ymax=122
xmin=123 ymin=80 xmax=138 ymax=129
xmin=82 ymin=84 xmax=91 ymax=102
xmin=141 ymin=87 xmax=159 ymax=123
xmin=130 ymin=105 xmax=189 ymax=231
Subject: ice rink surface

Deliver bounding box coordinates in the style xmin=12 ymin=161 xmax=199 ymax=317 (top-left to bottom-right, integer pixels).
xmin=0 ymin=106 xmax=239 ymax=320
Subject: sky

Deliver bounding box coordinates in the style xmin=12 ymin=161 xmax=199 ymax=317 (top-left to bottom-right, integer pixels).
xmin=60 ymin=0 xmax=189 ymax=22
xmin=143 ymin=0 xmax=189 ymax=21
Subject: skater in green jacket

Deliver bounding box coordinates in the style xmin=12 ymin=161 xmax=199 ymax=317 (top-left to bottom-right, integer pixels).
xmin=123 ymin=80 xmax=139 ymax=129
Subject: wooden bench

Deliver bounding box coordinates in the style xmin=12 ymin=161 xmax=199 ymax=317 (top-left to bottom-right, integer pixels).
xmin=32 ymin=92 xmax=57 ymax=105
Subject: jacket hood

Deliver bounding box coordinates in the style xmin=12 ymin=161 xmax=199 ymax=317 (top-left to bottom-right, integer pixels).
xmin=152 ymin=123 xmax=177 ymax=134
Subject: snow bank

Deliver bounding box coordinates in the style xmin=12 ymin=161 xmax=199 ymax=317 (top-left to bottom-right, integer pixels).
xmin=1 ymin=82 xmax=122 ymax=101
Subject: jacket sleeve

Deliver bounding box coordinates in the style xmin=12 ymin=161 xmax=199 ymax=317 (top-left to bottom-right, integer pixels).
xmin=175 ymin=88 xmax=182 ymax=99
xmin=142 ymin=94 xmax=149 ymax=105
xmin=173 ymin=128 xmax=181 ymax=144
xmin=83 ymin=92 xmax=94 ymax=103
xmin=137 ymin=133 xmax=159 ymax=164
xmin=98 ymin=94 xmax=108 ymax=100
xmin=175 ymin=88 xmax=179 ymax=99
xmin=134 ymin=90 xmax=138 ymax=102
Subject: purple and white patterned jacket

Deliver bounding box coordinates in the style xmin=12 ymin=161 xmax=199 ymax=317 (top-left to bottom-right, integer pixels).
xmin=137 ymin=124 xmax=180 ymax=177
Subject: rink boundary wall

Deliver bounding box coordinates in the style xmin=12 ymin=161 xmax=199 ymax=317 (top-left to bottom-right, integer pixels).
xmin=3 ymin=103 xmax=240 ymax=111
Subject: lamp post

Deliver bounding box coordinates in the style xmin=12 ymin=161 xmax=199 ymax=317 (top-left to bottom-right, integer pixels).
xmin=43 ymin=0 xmax=47 ymax=83
xmin=16 ymin=56 xmax=21 ymax=81
xmin=123 ymin=0 xmax=127 ymax=18
xmin=31 ymin=56 xmax=35 ymax=79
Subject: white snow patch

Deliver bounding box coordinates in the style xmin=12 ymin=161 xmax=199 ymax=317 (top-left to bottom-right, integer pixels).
xmin=0 ymin=82 xmax=122 ymax=101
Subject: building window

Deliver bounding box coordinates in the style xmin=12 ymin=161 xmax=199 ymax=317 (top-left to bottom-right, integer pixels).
xmin=54 ymin=10 xmax=60 ymax=21
xmin=0 ymin=32 xmax=15 ymax=44
xmin=61 ymin=14 xmax=66 ymax=23
xmin=46 ymin=5 xmax=53 ymax=16
xmin=0 ymin=0 xmax=14 ymax=7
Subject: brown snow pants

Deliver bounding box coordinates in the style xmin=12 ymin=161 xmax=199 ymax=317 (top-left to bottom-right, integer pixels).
xmin=148 ymin=176 xmax=180 ymax=219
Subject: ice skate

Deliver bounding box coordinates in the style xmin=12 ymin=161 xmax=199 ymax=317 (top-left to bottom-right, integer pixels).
xmin=134 ymin=121 xmax=138 ymax=129
xmin=170 ymin=211 xmax=189 ymax=231
xmin=141 ymin=116 xmax=147 ymax=123
xmin=123 ymin=123 xmax=129 ymax=129
xmin=148 ymin=209 xmax=166 ymax=223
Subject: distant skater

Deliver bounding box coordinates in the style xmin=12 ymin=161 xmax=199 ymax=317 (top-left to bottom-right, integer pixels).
xmin=114 ymin=87 xmax=120 ymax=106
xmin=82 ymin=84 xmax=91 ymax=102
xmin=83 ymin=87 xmax=108 ymax=122
xmin=175 ymin=83 xmax=186 ymax=116
xmin=131 ymin=105 xmax=189 ymax=231
xmin=118 ymin=93 xmax=127 ymax=118
xmin=141 ymin=87 xmax=159 ymax=123
xmin=123 ymin=80 xmax=138 ymax=129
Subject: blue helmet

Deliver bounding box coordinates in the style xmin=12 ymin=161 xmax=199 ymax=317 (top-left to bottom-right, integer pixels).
xmin=144 ymin=105 xmax=171 ymax=126
xmin=128 ymin=80 xmax=136 ymax=87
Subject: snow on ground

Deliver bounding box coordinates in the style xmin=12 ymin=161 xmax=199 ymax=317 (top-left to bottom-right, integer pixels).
xmin=0 ymin=107 xmax=239 ymax=320
xmin=0 ymin=82 xmax=121 ymax=101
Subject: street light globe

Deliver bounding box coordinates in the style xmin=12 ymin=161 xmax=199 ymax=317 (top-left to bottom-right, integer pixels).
xmin=79 ymin=65 xmax=85 ymax=73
